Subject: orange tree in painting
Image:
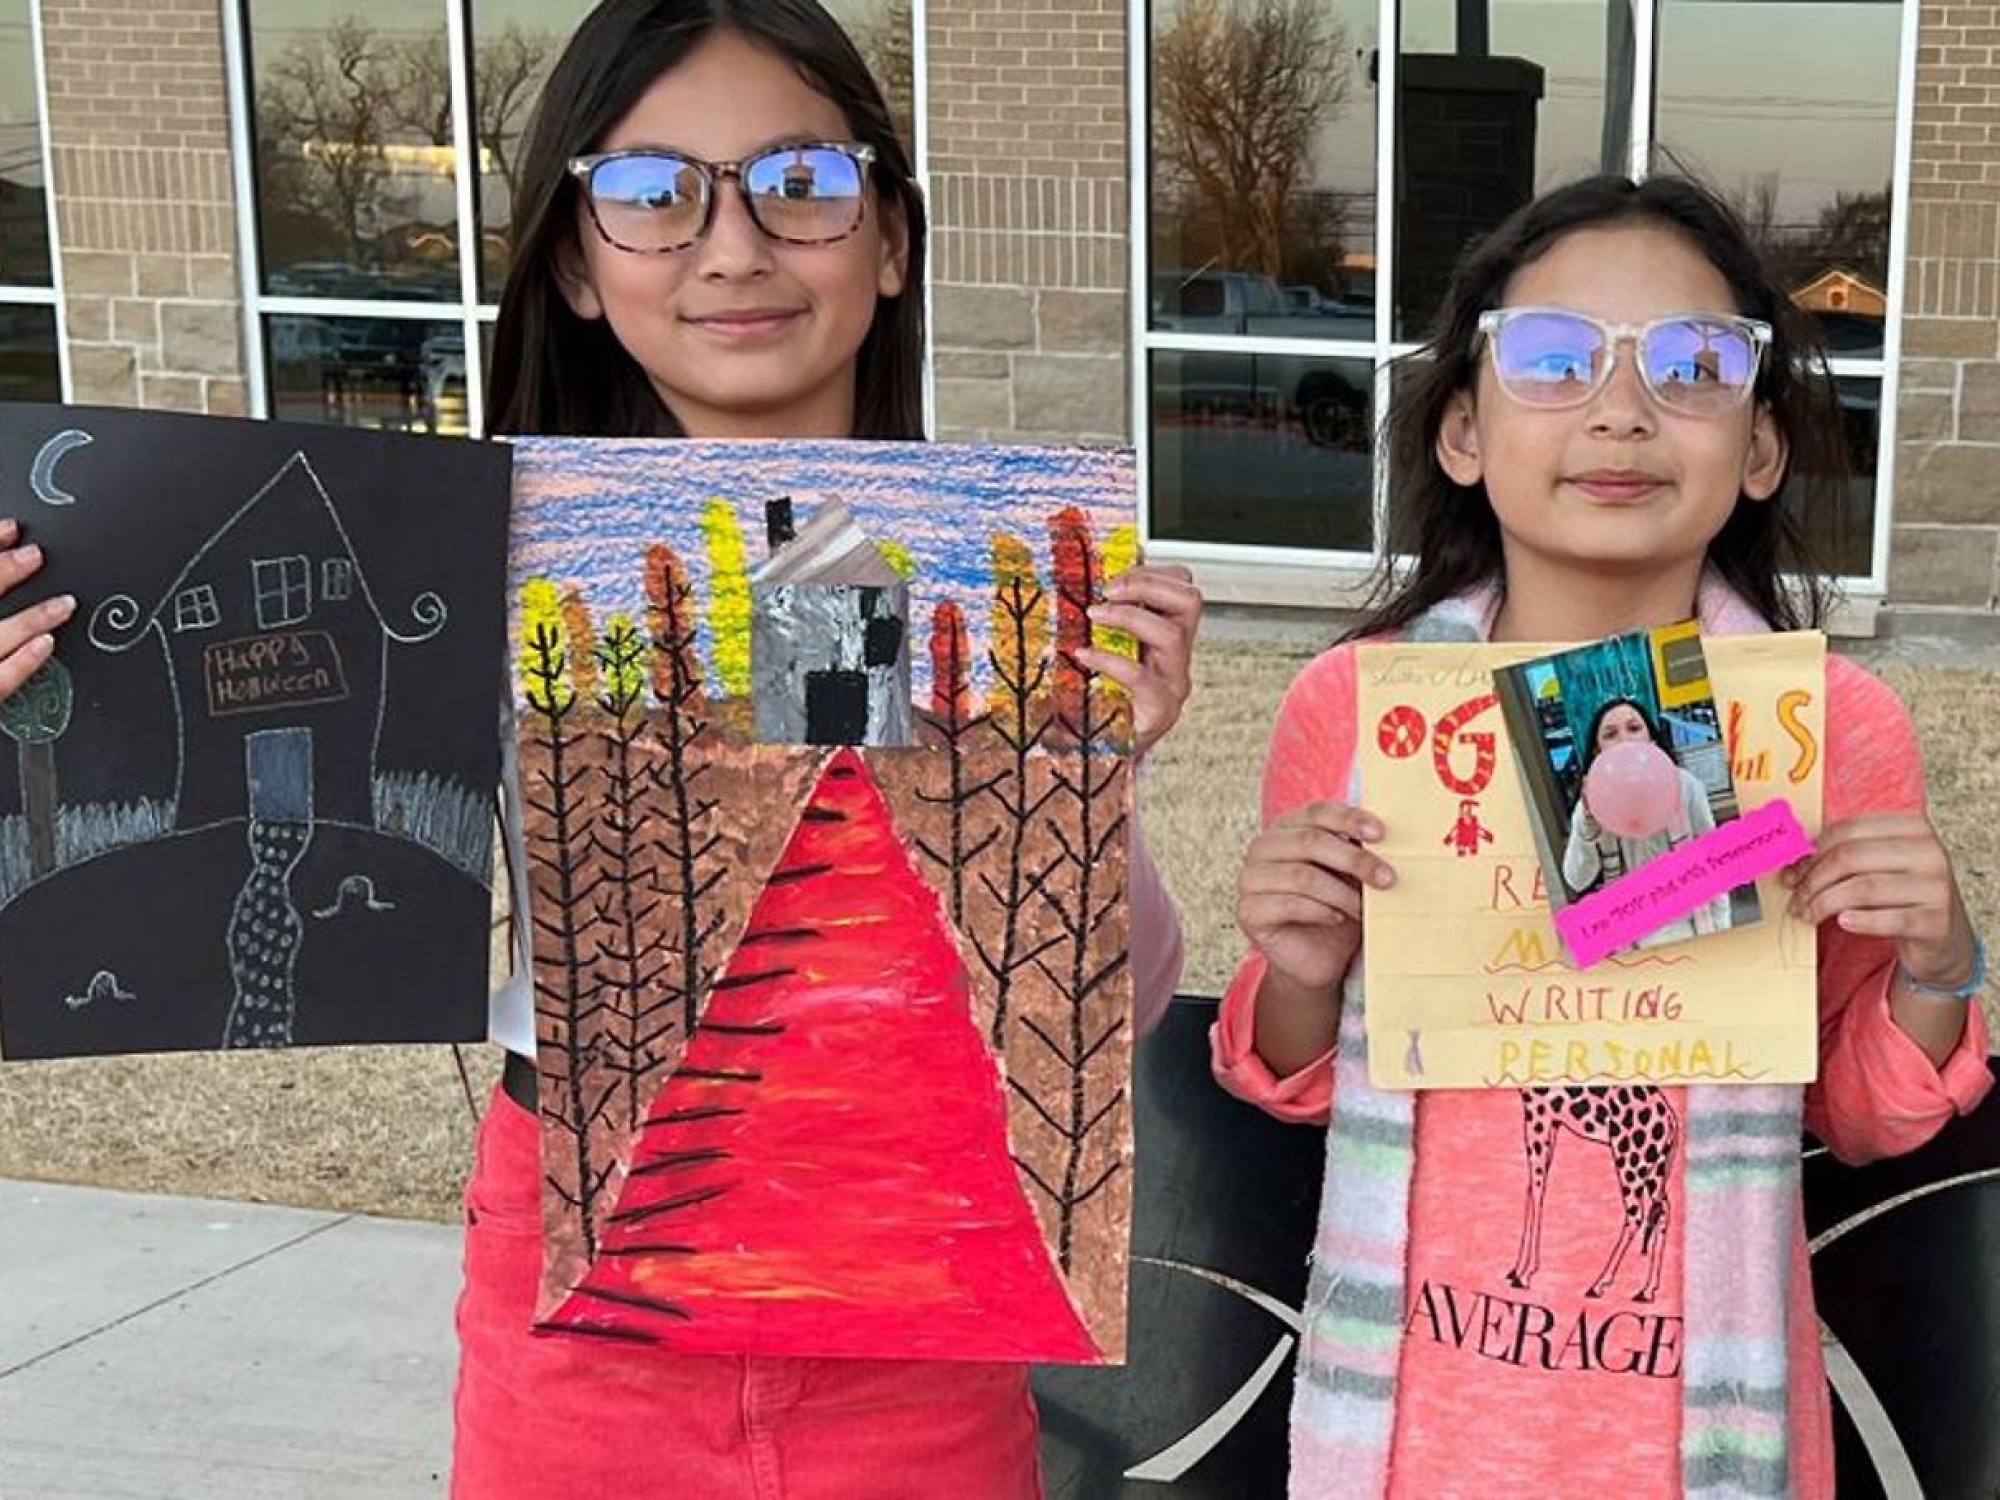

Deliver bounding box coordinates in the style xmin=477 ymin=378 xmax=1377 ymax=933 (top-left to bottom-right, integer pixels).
xmin=1019 ymin=508 xmax=1130 ymax=1273
xmin=974 ymin=534 xmax=1061 ymax=1051
xmin=915 ymin=600 xmax=999 ymax=929
xmin=644 ymin=543 xmax=727 ymax=1045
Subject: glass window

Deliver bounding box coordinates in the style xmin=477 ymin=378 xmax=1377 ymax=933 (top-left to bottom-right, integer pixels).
xmin=0 ymin=0 xmax=48 ymax=286
xmin=1792 ymin=374 xmax=1879 ymax=578
xmin=1397 ymin=0 xmax=1631 ymax=339
xmin=253 ymin=556 xmax=313 ymax=630
xmin=471 ymin=0 xmax=594 ymax=298
xmin=1149 ymin=349 xmax=1375 ymax=550
xmin=0 ymin=302 xmax=59 ymax=402
xmin=0 ymin=0 xmax=58 ymax=396
xmin=1140 ymin=0 xmax=1902 ymax=580
xmin=264 ymin=314 xmax=469 ymax=435
xmin=1654 ymin=0 xmax=1898 ymax=361
xmin=322 ymin=557 xmax=354 ymax=600
xmin=247 ymin=0 xmax=458 ymax=300
xmin=829 ymin=0 xmax=916 ymax=151
xmin=1149 ymin=0 xmax=1380 ymax=342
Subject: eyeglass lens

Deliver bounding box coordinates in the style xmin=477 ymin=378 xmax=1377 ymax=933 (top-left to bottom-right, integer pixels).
xmin=586 ymin=146 xmax=868 ymax=251
xmin=1491 ymin=310 xmax=1760 ymax=413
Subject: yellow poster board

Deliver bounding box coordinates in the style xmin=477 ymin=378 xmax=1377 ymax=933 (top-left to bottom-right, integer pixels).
xmin=1359 ymin=633 xmax=1825 ymax=1090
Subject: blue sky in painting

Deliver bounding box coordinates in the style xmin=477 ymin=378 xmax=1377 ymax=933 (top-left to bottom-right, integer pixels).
xmin=510 ymin=439 xmax=1135 ymax=701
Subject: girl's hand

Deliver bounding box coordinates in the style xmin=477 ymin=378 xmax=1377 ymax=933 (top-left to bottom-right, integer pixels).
xmin=1078 ymin=563 xmax=1201 ymax=759
xmin=0 ymin=522 xmax=71 ymax=701
xmin=1237 ymin=800 xmax=1395 ymax=994
xmin=1783 ymin=812 xmax=1978 ymax=990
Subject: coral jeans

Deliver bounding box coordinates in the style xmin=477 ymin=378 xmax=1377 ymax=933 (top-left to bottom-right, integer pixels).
xmin=451 ymin=1084 xmax=1045 ymax=1499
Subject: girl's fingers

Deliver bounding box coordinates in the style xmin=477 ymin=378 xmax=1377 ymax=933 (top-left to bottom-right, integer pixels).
xmin=1833 ymin=906 xmax=1941 ymax=941
xmin=1103 ymin=566 xmax=1202 ymax=619
xmin=0 ymin=543 xmax=46 ymax=599
xmin=1789 ymin=849 xmax=1949 ymax=919
xmin=1084 ymin=603 xmax=1191 ymax=667
xmin=1240 ymin=868 xmax=1368 ymax=928
xmin=0 ymin=633 xmax=55 ymax=698
xmin=0 ymin=594 xmax=75 ymax=664
xmin=1239 ymin=858 xmax=1366 ymax=917
xmin=1279 ymin=800 xmax=1387 ymax=844
xmin=1257 ymin=823 xmax=1396 ymax=889
xmin=1074 ymin=645 xmax=1144 ymax=696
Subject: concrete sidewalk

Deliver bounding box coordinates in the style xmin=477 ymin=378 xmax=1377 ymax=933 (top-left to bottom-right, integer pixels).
xmin=0 ymin=1179 xmax=459 ymax=1499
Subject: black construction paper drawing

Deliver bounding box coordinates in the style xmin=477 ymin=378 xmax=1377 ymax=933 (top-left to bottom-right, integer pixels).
xmin=0 ymin=405 xmax=510 ymax=1058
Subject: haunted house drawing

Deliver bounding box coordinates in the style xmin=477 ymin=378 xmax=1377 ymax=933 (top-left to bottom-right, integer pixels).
xmin=749 ymin=495 xmax=912 ymax=747
xmin=0 ymin=405 xmax=507 ymax=1063
xmin=86 ymin=451 xmax=445 ymax=830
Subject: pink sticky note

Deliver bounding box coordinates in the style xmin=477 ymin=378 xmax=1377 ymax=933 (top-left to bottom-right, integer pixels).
xmin=1554 ymin=800 xmax=1813 ymax=970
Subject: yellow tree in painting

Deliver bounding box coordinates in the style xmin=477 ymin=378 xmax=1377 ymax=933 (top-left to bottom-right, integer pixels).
xmin=699 ymin=498 xmax=753 ymax=698
xmin=1094 ymin=523 xmax=1140 ymax=664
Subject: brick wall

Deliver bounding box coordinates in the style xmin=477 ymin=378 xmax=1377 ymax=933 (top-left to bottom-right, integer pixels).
xmin=925 ymin=0 xmax=1130 ymax=443
xmin=1889 ymin=0 xmax=2000 ymax=615
xmin=41 ymin=0 xmax=245 ymax=415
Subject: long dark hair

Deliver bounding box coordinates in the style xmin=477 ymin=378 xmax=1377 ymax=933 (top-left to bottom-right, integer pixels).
xmin=487 ymin=0 xmax=928 ymax=439
xmin=1578 ymin=696 xmax=1672 ymax=774
xmin=1349 ymin=174 xmax=1845 ymax=641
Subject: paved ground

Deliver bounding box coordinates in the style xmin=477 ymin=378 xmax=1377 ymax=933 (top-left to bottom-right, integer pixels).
xmin=0 ymin=1180 xmax=458 ymax=1499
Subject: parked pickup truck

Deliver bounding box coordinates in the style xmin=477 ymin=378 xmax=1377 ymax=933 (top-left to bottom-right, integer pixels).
xmin=1150 ymin=268 xmax=1375 ymax=449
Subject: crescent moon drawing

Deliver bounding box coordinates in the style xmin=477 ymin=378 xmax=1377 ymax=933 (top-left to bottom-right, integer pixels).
xmin=29 ymin=428 xmax=93 ymax=506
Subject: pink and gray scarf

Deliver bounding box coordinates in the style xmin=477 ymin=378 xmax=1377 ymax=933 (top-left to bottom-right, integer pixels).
xmin=1292 ymin=579 xmax=1801 ymax=1499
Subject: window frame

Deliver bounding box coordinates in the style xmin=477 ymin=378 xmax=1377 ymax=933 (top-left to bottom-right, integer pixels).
xmin=0 ymin=0 xmax=69 ymax=397
xmin=1128 ymin=0 xmax=1919 ymax=600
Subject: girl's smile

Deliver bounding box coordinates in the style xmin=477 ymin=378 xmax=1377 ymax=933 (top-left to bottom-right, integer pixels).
xmin=1565 ymin=467 xmax=1670 ymax=504
xmin=682 ymin=305 xmax=809 ymax=341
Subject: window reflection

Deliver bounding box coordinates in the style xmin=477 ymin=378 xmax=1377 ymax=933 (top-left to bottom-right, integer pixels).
xmin=1655 ymin=0 xmax=1897 ymax=360
xmin=0 ymin=302 xmax=58 ymax=401
xmin=1787 ymin=374 xmax=1877 ymax=577
xmin=1149 ymin=0 xmax=1379 ymax=341
xmin=1150 ymin=350 xmax=1374 ymax=550
xmin=249 ymin=2 xmax=459 ymax=299
xmin=0 ymin=0 xmax=50 ymax=286
xmin=827 ymin=0 xmax=916 ymax=148
xmin=472 ymin=1 xmax=591 ymax=298
xmin=1396 ymin=0 xmax=1629 ymax=338
xmin=266 ymin=315 xmax=468 ymax=435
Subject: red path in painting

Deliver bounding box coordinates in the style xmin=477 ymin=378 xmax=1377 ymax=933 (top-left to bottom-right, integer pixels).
xmin=543 ymin=747 xmax=1099 ymax=1361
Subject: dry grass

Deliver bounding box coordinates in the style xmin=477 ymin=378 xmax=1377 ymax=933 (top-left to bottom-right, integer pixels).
xmin=0 ymin=636 xmax=1992 ymax=1223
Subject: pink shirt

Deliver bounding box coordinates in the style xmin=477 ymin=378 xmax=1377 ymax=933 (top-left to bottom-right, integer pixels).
xmin=1213 ymin=642 xmax=1991 ymax=1497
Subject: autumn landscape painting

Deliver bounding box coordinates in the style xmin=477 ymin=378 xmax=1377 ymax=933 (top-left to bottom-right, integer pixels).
xmin=507 ymin=440 xmax=1137 ymax=1364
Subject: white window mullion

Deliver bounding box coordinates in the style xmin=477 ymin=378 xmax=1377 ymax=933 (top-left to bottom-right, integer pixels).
xmin=26 ymin=0 xmax=68 ymax=398
xmin=222 ymin=0 xmax=270 ymax=417
xmin=1870 ymin=0 xmax=1924 ymax=595
xmin=445 ymin=0 xmax=484 ymax=437
xmin=910 ymin=0 xmax=933 ymax=437
xmin=1372 ymin=0 xmax=1402 ymax=561
xmin=1629 ymin=0 xmax=1657 ymax=180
